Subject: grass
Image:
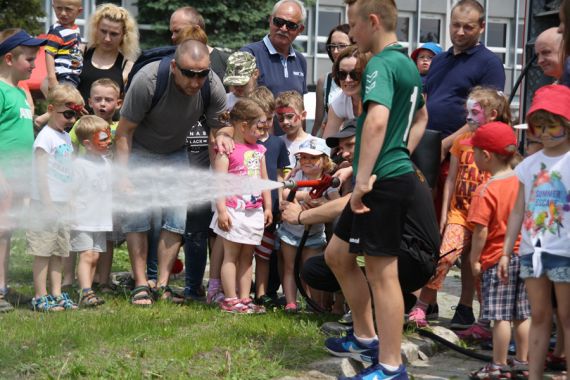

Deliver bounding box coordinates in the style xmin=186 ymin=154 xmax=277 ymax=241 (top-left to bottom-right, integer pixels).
xmin=0 ymin=234 xmax=336 ymax=379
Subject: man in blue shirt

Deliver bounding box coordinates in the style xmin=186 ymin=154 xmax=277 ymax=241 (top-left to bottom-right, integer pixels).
xmin=241 ymin=0 xmax=308 ymax=98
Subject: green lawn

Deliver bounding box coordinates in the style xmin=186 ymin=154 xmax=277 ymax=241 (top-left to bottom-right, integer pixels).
xmin=0 ymin=234 xmax=334 ymax=379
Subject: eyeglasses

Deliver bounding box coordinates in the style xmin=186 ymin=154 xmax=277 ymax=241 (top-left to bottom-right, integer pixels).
xmin=337 ymin=70 xmax=361 ymax=81
xmin=326 ymin=44 xmax=350 ymax=53
xmin=175 ymin=62 xmax=210 ymax=78
xmin=272 ymin=16 xmax=300 ymax=31
xmin=57 ymin=110 xmax=79 ymax=120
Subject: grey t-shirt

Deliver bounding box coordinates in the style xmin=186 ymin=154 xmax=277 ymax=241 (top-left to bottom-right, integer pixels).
xmin=121 ymin=60 xmax=227 ymax=154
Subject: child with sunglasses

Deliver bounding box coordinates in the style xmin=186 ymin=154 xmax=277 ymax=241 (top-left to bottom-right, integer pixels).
xmin=27 ymin=84 xmax=84 ymax=312
xmin=322 ymin=46 xmax=369 ymax=139
xmin=503 ymin=84 xmax=570 ymax=379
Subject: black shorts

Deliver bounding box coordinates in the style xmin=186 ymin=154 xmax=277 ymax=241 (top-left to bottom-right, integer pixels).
xmin=334 ymin=172 xmax=416 ymax=257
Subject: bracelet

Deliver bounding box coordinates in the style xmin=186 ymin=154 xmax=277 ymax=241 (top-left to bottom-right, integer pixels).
xmin=215 ymin=131 xmax=232 ymax=139
xmin=297 ymin=210 xmax=304 ymax=225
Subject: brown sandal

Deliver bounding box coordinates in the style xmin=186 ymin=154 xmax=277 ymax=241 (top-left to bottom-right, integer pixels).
xmin=79 ymin=289 xmax=105 ymax=308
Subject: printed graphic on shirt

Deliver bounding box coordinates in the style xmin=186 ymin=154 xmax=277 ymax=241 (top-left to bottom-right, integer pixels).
xmin=50 ymin=143 xmax=73 ymax=183
xmin=524 ymin=163 xmax=570 ymax=243
xmin=454 ymin=149 xmax=488 ymax=212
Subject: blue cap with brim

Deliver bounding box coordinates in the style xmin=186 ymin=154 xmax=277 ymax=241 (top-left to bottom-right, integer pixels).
xmin=0 ymin=30 xmax=47 ymax=57
xmin=411 ymin=42 xmax=443 ymax=62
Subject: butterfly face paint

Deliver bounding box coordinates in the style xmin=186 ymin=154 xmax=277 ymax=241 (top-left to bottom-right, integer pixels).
xmin=466 ymin=98 xmax=487 ymax=129
xmin=91 ymin=128 xmax=111 ymax=154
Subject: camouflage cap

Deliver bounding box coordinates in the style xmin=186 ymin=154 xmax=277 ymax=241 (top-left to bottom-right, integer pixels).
xmin=223 ymin=51 xmax=257 ymax=86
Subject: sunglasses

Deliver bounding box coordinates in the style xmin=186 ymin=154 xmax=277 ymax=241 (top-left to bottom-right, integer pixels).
xmin=272 ymin=16 xmax=300 ymax=31
xmin=57 ymin=110 xmax=79 ymax=120
xmin=326 ymin=43 xmax=350 ymax=53
xmin=337 ymin=70 xmax=361 ymax=81
xmin=176 ymin=62 xmax=210 ymax=78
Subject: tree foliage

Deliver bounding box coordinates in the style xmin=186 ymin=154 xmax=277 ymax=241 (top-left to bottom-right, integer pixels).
xmin=0 ymin=0 xmax=44 ymax=36
xmin=136 ymin=0 xmax=313 ymax=51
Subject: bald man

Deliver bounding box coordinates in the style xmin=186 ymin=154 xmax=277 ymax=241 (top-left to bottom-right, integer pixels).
xmin=115 ymin=39 xmax=227 ymax=306
xmin=169 ymin=6 xmax=229 ymax=84
xmin=535 ymin=27 xmax=563 ymax=79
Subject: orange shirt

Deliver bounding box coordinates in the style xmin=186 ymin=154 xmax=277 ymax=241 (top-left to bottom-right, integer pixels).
xmin=468 ymin=173 xmax=521 ymax=271
xmin=447 ymin=131 xmax=490 ymax=228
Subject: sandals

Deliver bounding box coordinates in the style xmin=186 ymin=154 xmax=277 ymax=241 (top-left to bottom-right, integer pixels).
xmin=154 ymin=285 xmax=184 ymax=304
xmin=31 ymin=295 xmax=65 ymax=312
xmin=131 ymin=285 xmax=153 ymax=307
xmin=79 ymin=289 xmax=105 ymax=308
xmin=55 ymin=292 xmax=78 ymax=310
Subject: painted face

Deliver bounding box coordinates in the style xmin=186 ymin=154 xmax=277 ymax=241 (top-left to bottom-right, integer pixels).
xmin=297 ymin=153 xmax=324 ymax=175
xmin=276 ymin=106 xmax=303 ymax=136
xmin=466 ymin=98 xmax=486 ymax=129
xmin=243 ymin=117 xmax=268 ymax=144
xmin=91 ymin=128 xmax=112 ymax=154
xmin=51 ymin=104 xmax=80 ymax=131
xmin=529 ymin=123 xmax=568 ymax=143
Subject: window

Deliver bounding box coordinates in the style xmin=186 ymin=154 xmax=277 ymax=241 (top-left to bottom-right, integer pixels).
xmin=294 ymin=8 xmax=312 ymax=54
xmin=486 ymin=21 xmax=508 ymax=65
xmin=396 ymin=15 xmax=412 ymax=54
xmin=420 ymin=18 xmax=441 ymax=43
xmin=316 ymin=8 xmax=345 ymax=56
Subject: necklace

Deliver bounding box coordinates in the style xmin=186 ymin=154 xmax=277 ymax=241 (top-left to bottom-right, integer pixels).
xmin=384 ymin=41 xmax=399 ymax=49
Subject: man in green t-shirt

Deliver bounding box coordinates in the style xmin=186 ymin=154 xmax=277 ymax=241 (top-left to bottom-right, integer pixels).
xmin=0 ymin=29 xmax=47 ymax=313
xmin=323 ymin=1 xmax=428 ymax=379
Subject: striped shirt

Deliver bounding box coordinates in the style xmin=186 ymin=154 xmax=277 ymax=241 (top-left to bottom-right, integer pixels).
xmin=45 ymin=23 xmax=83 ymax=78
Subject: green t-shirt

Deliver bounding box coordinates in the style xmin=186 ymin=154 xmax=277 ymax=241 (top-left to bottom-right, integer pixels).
xmin=0 ymin=81 xmax=34 ymax=176
xmin=69 ymin=120 xmax=118 ymax=155
xmin=353 ymin=44 xmax=424 ymax=180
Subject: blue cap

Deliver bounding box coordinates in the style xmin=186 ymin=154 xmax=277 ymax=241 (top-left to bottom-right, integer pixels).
xmin=296 ymin=138 xmax=331 ymax=157
xmin=411 ymin=42 xmax=443 ymax=62
xmin=0 ymin=30 xmax=47 ymax=57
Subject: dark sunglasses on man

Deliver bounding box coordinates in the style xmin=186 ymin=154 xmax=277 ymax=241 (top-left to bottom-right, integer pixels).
xmin=176 ymin=62 xmax=210 ymax=79
xmin=272 ymin=16 xmax=300 ymax=31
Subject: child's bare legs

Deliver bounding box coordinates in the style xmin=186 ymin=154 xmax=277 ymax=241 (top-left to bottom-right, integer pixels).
xmin=77 ymin=251 xmax=100 ymax=290
xmin=525 ymin=276 xmax=553 ymax=379
xmin=221 ymin=238 xmax=241 ymax=299
xmin=553 ymin=312 xmax=566 ymax=358
xmin=33 ymin=256 xmax=50 ymax=298
xmin=49 ymin=256 xmax=64 ymax=297
xmin=156 ymin=230 xmax=182 ymax=289
xmin=209 ymin=236 xmax=224 ymax=280
xmin=280 ymin=241 xmax=297 ymax=305
xmin=94 ymin=242 xmax=114 ymax=286
xmin=237 ymin=245 xmax=254 ymax=299
xmin=492 ymin=320 xmax=512 ymax=365
xmin=254 ymin=255 xmax=269 ymax=298
xmin=62 ymin=253 xmax=76 ymax=287
xmin=513 ymin=319 xmax=530 ymax=363
xmin=554 ymin=282 xmax=570 ymax=373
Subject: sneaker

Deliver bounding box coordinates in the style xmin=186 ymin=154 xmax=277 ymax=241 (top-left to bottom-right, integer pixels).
xmin=339 ymin=363 xmax=408 ymax=380
xmin=470 ymin=363 xmax=511 ymax=379
xmin=456 ymin=323 xmax=492 ymax=342
xmin=324 ymin=331 xmax=379 ymax=362
xmin=284 ymin=302 xmax=298 ymax=313
xmin=338 ymin=310 xmax=353 ymax=325
xmin=184 ymin=288 xmax=206 ymax=303
xmin=426 ymin=303 xmax=439 ymax=320
xmin=450 ymin=304 xmax=475 ymax=330
xmin=0 ymin=289 xmax=14 ymax=313
xmin=219 ymin=298 xmax=252 ymax=314
xmin=207 ymin=288 xmax=225 ymax=304
xmin=254 ymin=295 xmax=273 ymax=306
xmin=241 ymin=298 xmax=266 ymax=314
xmin=407 ymin=307 xmax=428 ymax=327
xmin=545 ymin=352 xmax=566 ymax=371
xmin=508 ymin=359 xmax=528 ymax=380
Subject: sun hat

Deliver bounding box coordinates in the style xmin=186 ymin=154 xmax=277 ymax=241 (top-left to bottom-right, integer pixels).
xmin=223 ymin=51 xmax=257 ymax=86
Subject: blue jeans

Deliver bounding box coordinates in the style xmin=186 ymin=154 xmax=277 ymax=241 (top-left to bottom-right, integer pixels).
xmin=184 ymin=231 xmax=209 ymax=296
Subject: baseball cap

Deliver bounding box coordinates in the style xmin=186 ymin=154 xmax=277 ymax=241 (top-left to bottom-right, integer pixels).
xmin=527 ymin=84 xmax=570 ymax=121
xmin=410 ymin=42 xmax=443 ymax=62
xmin=0 ymin=30 xmax=47 ymax=57
xmin=297 ymin=138 xmax=331 ymax=157
xmin=326 ymin=119 xmax=357 ymax=148
xmin=223 ymin=51 xmax=257 ymax=86
xmin=464 ymin=121 xmax=517 ymax=156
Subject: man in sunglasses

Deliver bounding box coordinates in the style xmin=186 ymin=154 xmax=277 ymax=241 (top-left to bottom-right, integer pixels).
xmin=115 ymin=39 xmax=228 ymax=306
xmin=241 ymin=0 xmax=307 ymax=107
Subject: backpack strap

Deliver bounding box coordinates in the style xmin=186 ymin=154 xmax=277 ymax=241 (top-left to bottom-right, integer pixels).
xmin=150 ymin=56 xmax=173 ymax=110
xmin=324 ymin=72 xmax=333 ymax=112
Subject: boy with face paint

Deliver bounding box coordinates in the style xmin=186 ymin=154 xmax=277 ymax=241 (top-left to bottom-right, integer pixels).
xmin=276 ymin=91 xmax=326 ymax=175
xmin=409 ymin=87 xmax=512 ymax=332
xmin=70 ymin=115 xmax=113 ymax=307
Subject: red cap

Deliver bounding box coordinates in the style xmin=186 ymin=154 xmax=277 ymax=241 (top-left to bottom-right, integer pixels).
xmin=527 ymin=84 xmax=570 ymax=121
xmin=464 ymin=122 xmax=518 ymax=155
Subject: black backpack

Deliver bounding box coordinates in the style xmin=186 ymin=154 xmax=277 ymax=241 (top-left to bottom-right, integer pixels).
xmin=125 ymin=45 xmax=210 ymax=112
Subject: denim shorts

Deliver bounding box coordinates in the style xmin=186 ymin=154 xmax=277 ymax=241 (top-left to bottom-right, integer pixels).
xmin=121 ymin=144 xmax=188 ymax=235
xmin=520 ymin=252 xmax=570 ymax=283
xmin=276 ymin=226 xmax=326 ymax=249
